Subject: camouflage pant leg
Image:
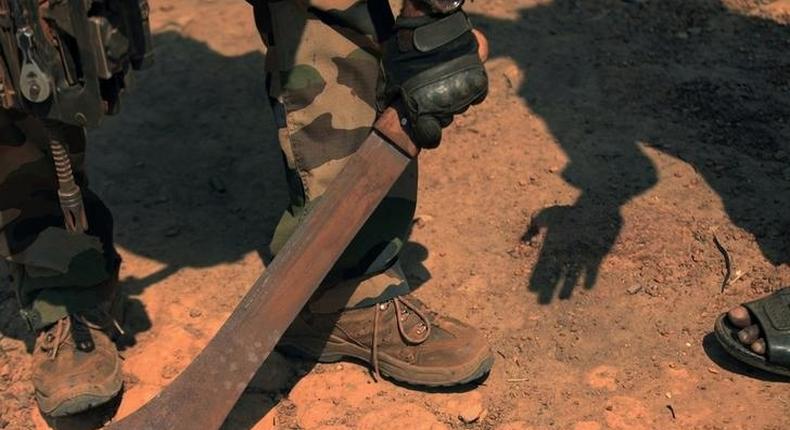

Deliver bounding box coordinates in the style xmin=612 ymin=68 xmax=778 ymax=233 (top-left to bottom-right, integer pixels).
xmin=253 ymin=0 xmax=416 ymax=309
xmin=0 ymin=108 xmax=116 ymax=331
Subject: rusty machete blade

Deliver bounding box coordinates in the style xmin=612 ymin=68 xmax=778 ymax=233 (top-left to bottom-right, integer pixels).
xmin=107 ymin=108 xmax=417 ymax=429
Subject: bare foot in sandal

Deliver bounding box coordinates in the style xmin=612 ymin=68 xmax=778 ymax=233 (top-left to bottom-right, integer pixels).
xmin=714 ymin=288 xmax=790 ymax=377
xmin=726 ymin=306 xmax=767 ymax=355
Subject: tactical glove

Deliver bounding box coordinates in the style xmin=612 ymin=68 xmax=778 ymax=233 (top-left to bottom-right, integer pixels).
xmin=379 ymin=11 xmax=488 ymax=148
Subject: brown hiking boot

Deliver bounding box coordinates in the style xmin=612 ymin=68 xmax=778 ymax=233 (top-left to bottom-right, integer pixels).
xmin=278 ymin=295 xmax=493 ymax=386
xmin=32 ymin=313 xmax=124 ymax=417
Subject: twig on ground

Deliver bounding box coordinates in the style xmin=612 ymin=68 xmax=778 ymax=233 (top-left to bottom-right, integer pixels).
xmin=712 ymin=234 xmax=732 ymax=293
xmin=729 ymin=269 xmax=748 ymax=286
xmin=666 ymin=404 xmax=677 ymax=420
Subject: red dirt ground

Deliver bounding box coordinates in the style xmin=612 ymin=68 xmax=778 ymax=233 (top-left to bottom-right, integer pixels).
xmin=2 ymin=0 xmax=789 ymax=429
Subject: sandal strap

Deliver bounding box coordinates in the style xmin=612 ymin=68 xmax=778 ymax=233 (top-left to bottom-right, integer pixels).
xmin=744 ymin=287 xmax=790 ymax=366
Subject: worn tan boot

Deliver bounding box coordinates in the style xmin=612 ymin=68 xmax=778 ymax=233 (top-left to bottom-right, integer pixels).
xmin=32 ymin=313 xmax=123 ymax=417
xmin=278 ymin=295 xmax=493 ymax=386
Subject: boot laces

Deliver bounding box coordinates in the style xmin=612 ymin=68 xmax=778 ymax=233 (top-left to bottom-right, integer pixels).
xmin=371 ymin=296 xmax=432 ymax=381
xmin=40 ymin=312 xmax=124 ymax=360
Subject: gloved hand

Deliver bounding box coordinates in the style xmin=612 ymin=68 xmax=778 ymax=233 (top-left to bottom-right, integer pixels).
xmin=379 ymin=10 xmax=488 ymax=149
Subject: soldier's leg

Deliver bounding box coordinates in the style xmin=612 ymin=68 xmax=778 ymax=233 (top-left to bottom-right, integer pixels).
xmin=252 ymin=0 xmax=492 ymax=386
xmin=257 ymin=0 xmax=417 ymax=305
xmin=0 ymin=108 xmax=122 ymax=416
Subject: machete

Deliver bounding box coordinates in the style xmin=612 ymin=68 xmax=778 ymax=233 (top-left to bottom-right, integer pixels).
xmin=108 ymin=31 xmax=489 ymax=430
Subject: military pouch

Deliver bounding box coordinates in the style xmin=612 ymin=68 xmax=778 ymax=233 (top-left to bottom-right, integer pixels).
xmin=0 ymin=0 xmax=153 ymax=127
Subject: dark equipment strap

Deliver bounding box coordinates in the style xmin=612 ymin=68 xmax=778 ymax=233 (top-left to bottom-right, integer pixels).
xmin=368 ymin=0 xmax=395 ymax=42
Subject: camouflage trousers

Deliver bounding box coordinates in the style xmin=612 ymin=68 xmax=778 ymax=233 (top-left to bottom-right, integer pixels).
xmin=254 ymin=0 xmax=418 ymax=311
xmin=0 ymin=109 xmax=119 ymax=331
xmin=0 ymin=0 xmax=416 ymax=331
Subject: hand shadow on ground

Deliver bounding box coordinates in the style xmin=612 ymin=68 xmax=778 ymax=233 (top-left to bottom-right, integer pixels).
xmin=471 ymin=0 xmax=789 ymax=304
xmin=90 ymin=30 xmax=286 ymax=348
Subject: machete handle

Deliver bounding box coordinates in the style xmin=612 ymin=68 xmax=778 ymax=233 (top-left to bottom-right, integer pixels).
xmin=373 ymin=106 xmax=420 ymax=158
xmin=373 ymin=30 xmax=489 ymax=158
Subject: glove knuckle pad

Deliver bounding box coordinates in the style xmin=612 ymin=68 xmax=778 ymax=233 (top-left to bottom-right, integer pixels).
xmin=411 ymin=65 xmax=488 ymax=115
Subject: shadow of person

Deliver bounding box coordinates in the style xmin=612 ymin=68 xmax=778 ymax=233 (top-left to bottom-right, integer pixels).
xmin=0 ymin=29 xmax=285 ymax=429
xmin=2 ymin=22 xmax=440 ymax=429
xmin=84 ymin=30 xmax=286 ymax=345
xmin=471 ymin=0 xmax=789 ymax=304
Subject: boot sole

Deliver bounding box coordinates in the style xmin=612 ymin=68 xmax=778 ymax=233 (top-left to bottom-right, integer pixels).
xmin=37 ymin=358 xmax=124 ymax=417
xmin=42 ymin=390 xmax=122 ymax=418
xmin=278 ymin=336 xmax=493 ymax=387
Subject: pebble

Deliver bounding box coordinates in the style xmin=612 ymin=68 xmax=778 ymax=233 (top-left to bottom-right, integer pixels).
xmin=414 ymin=215 xmax=434 ymax=229
xmin=626 ymin=285 xmax=643 ymax=295
xmin=188 ymin=308 xmax=202 ymax=318
xmin=161 ymin=364 xmax=180 ymax=379
xmin=456 ymin=394 xmax=486 ymax=424
xmin=459 ymin=405 xmax=485 ymax=424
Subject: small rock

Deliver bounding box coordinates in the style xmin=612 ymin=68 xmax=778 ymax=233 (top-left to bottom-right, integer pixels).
xmin=459 ymin=406 xmax=484 ymax=424
xmin=457 ymin=394 xmax=486 ymax=424
xmin=161 ymin=364 xmax=180 ymax=379
xmin=626 ymin=285 xmax=643 ymax=295
xmin=188 ymin=308 xmax=202 ymax=318
xmin=414 ymin=215 xmax=434 ymax=228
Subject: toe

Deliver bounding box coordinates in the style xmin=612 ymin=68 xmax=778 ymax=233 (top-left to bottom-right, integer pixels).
xmin=750 ymin=339 xmax=766 ymax=355
xmin=727 ymin=306 xmax=752 ymax=328
xmin=737 ymin=324 xmax=760 ymax=345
